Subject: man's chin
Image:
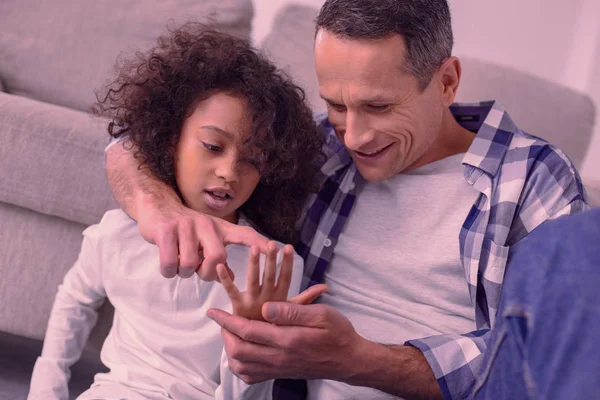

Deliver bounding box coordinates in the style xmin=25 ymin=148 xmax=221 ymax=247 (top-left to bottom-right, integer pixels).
xmin=355 ymin=165 xmax=394 ymax=183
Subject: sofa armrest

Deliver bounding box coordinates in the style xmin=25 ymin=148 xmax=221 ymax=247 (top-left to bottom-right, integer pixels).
xmin=0 ymin=92 xmax=116 ymax=226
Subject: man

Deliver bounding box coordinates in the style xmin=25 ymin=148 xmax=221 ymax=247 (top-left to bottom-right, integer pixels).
xmin=105 ymin=0 xmax=588 ymax=398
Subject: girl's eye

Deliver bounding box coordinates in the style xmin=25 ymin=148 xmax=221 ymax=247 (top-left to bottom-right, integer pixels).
xmin=202 ymin=142 xmax=222 ymax=152
xmin=242 ymin=158 xmax=260 ymax=168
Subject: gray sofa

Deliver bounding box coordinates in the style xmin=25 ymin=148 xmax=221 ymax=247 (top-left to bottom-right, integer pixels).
xmin=1 ymin=3 xmax=598 ymax=399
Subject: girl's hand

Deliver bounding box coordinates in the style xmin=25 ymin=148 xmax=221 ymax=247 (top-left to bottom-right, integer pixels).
xmin=216 ymin=242 xmax=327 ymax=320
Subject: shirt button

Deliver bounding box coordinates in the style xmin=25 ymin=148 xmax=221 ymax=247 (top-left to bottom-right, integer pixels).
xmin=349 ymin=182 xmax=356 ymax=190
xmin=324 ymin=238 xmax=332 ymax=247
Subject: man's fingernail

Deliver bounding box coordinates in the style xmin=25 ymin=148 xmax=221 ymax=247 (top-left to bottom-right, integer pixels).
xmin=265 ymin=303 xmax=278 ymax=321
xmin=206 ymin=310 xmax=215 ymax=319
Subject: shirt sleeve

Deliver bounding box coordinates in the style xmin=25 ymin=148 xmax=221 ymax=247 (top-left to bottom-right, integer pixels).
xmin=214 ymin=250 xmax=304 ymax=400
xmin=28 ymin=225 xmax=107 ymax=400
xmin=507 ymin=144 xmax=590 ymax=245
xmin=406 ymin=330 xmax=488 ymax=400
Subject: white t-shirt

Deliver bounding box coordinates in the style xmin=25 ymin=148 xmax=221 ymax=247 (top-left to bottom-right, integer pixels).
xmin=28 ymin=209 xmax=303 ymax=400
xmin=308 ymin=153 xmax=479 ymax=399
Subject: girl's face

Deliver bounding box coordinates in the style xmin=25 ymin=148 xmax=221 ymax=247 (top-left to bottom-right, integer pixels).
xmin=175 ymin=92 xmax=260 ymax=223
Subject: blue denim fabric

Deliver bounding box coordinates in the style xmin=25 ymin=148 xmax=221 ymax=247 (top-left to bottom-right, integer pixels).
xmin=473 ymin=208 xmax=600 ymax=400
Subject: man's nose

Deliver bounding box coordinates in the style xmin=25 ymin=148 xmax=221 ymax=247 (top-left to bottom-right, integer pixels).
xmin=343 ymin=112 xmax=373 ymax=151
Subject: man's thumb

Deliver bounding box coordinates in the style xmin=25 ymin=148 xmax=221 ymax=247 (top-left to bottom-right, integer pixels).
xmin=262 ymin=302 xmax=327 ymax=327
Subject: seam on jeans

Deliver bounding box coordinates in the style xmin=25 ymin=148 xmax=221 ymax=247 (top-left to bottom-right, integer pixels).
xmin=472 ymin=323 xmax=508 ymax=396
xmin=522 ymin=358 xmax=537 ymax=399
xmin=522 ymin=308 xmax=536 ymax=399
xmin=503 ymin=304 xmax=537 ymax=399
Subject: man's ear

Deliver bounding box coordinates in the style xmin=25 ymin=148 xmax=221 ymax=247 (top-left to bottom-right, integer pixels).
xmin=435 ymin=56 xmax=462 ymax=107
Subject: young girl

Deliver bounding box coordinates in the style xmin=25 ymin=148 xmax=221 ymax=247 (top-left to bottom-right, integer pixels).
xmin=28 ymin=24 xmax=325 ymax=400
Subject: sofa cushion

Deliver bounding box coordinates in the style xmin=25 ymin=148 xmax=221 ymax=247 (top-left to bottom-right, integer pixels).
xmin=0 ymin=92 xmax=117 ymax=226
xmin=0 ymin=0 xmax=253 ymax=112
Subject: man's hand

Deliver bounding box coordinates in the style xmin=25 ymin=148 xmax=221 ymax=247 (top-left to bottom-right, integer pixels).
xmin=106 ymin=141 xmax=269 ymax=280
xmin=138 ymin=198 xmax=269 ymax=280
xmin=207 ymin=301 xmax=364 ymax=383
xmin=207 ymin=301 xmax=442 ymax=399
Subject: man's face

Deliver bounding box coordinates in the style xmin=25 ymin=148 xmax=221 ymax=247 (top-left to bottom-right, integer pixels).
xmin=315 ymin=30 xmax=445 ymax=182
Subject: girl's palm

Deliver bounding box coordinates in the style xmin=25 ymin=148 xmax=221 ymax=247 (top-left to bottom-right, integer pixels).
xmin=217 ymin=242 xmax=293 ymax=321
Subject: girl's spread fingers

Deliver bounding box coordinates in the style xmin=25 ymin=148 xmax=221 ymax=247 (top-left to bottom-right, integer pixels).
xmin=262 ymin=241 xmax=279 ymax=293
xmin=218 ymin=263 xmax=241 ymax=302
xmin=288 ymin=284 xmax=329 ymax=305
xmin=275 ymin=245 xmax=294 ymax=299
xmin=246 ymin=245 xmax=261 ymax=297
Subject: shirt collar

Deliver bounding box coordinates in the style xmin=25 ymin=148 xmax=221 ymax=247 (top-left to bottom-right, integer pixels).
xmin=456 ymin=100 xmax=518 ymax=178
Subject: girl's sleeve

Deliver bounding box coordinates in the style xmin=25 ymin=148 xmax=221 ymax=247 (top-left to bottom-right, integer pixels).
xmin=28 ymin=225 xmax=107 ymax=400
xmin=214 ymin=250 xmax=304 ymax=400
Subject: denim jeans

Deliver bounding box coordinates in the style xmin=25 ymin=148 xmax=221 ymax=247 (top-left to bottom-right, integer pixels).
xmin=473 ymin=208 xmax=600 ymax=400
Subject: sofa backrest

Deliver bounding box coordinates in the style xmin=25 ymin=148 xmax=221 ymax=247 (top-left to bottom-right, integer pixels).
xmin=0 ymin=0 xmax=253 ymax=112
xmin=261 ymin=5 xmax=323 ymax=112
xmin=456 ymin=58 xmax=595 ymax=169
xmin=261 ymin=4 xmax=595 ymax=169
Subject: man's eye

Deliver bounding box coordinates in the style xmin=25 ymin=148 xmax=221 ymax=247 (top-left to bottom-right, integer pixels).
xmin=367 ymin=104 xmax=390 ymax=112
xmin=202 ymin=142 xmax=222 ymax=152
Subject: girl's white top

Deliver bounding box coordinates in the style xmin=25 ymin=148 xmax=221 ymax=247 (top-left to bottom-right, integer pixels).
xmin=28 ymin=209 xmax=302 ymax=400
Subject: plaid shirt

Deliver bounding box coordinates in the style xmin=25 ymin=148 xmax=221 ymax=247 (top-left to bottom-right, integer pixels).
xmin=291 ymin=101 xmax=588 ymax=399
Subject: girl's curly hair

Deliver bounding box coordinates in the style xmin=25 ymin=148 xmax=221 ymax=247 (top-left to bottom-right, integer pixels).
xmin=94 ymin=23 xmax=324 ymax=244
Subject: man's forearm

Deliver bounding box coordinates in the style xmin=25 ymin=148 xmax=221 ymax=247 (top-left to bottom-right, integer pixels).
xmin=345 ymin=339 xmax=442 ymax=400
xmin=105 ymin=142 xmax=180 ymax=221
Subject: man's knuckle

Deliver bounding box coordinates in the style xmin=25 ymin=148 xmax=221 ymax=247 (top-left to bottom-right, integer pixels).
xmin=229 ymin=359 xmax=243 ymax=376
xmin=238 ymin=325 xmax=253 ymax=342
xmin=284 ymin=306 xmax=300 ymax=322
xmin=227 ymin=337 xmax=246 ymax=359
xmin=196 ymin=269 xmax=211 ymax=280
xmin=161 ymin=218 xmax=179 ymax=231
xmin=228 ymin=345 xmax=241 ymax=359
xmin=241 ymin=226 xmax=256 ymax=236
xmin=196 ymin=214 xmax=214 ymax=229
xmin=153 ymin=226 xmax=173 ymax=244
xmin=178 ymin=219 xmax=194 ymax=235
xmin=313 ymin=305 xmax=332 ymax=324
xmin=237 ymin=363 xmax=252 ymax=376
xmin=273 ymin=350 xmax=292 ymax=368
xmin=280 ymin=334 xmax=298 ymax=351
xmin=212 ymin=247 xmax=227 ymax=262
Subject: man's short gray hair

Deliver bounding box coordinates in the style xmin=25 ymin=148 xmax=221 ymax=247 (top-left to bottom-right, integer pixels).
xmin=316 ymin=0 xmax=453 ymax=91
